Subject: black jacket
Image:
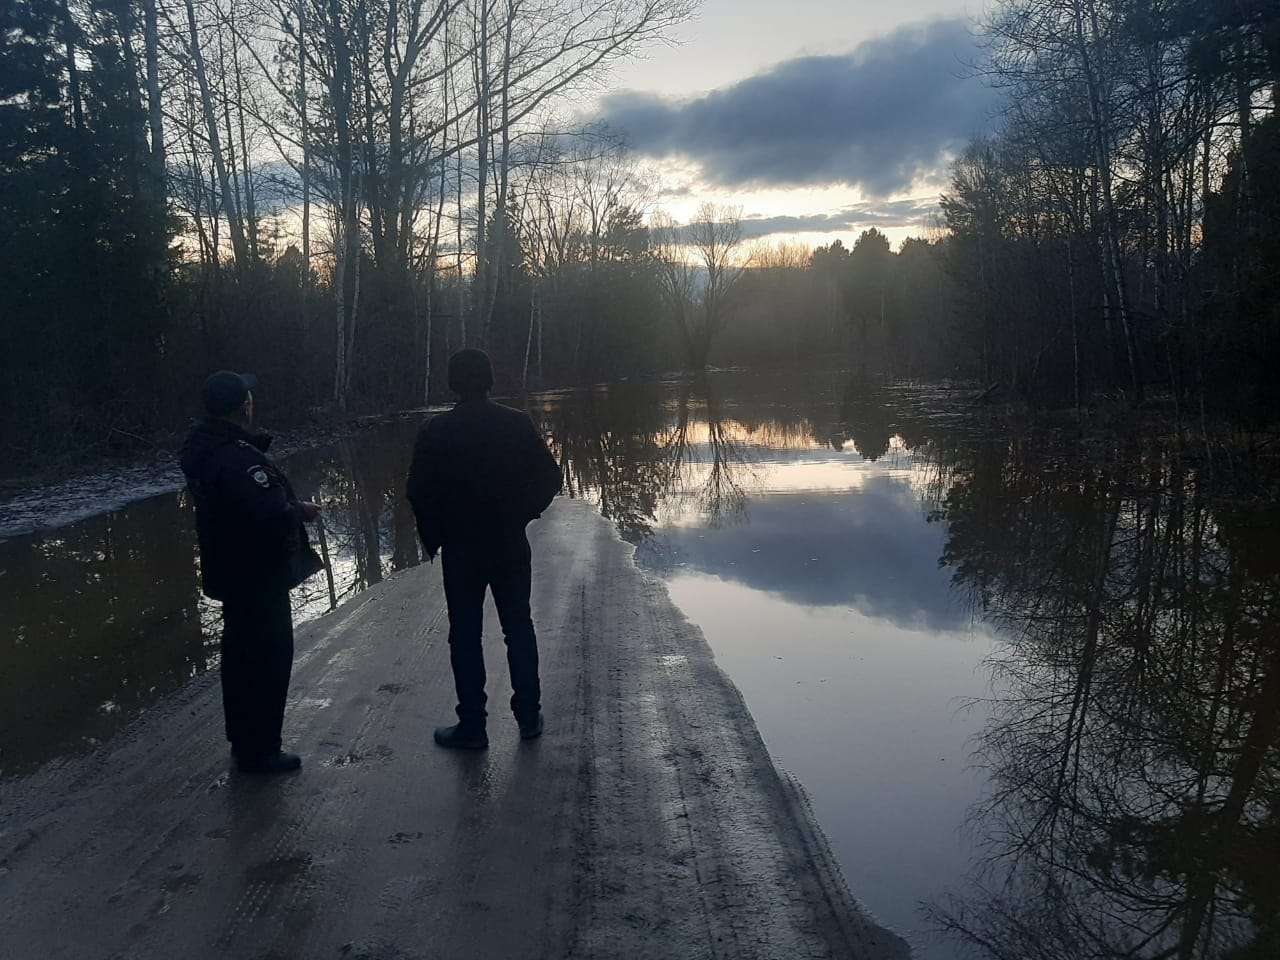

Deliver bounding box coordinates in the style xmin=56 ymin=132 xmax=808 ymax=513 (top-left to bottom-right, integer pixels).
xmin=180 ymin=418 xmax=322 ymax=600
xmin=405 ymin=400 xmax=563 ymax=557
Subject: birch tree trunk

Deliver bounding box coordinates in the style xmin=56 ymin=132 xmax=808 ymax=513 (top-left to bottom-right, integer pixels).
xmin=184 ymin=0 xmax=250 ymax=268
xmin=472 ymin=0 xmax=492 ymax=346
xmin=1070 ymin=0 xmax=1140 ymax=399
xmin=298 ymin=0 xmax=310 ymax=292
xmin=142 ymin=0 xmax=164 ymax=194
xmin=327 ymin=0 xmax=359 ymax=408
xmin=483 ymin=0 xmax=518 ymax=344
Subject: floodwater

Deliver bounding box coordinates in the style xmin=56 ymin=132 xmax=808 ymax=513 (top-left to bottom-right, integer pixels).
xmin=2 ymin=369 xmax=1277 ymax=960
xmin=0 ymin=420 xmax=426 ymax=777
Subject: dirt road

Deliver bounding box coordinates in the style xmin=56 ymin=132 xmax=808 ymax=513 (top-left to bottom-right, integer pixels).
xmin=0 ymin=499 xmax=909 ymax=960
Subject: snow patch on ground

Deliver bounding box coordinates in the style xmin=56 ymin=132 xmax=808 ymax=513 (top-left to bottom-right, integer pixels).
xmin=0 ymin=461 xmax=186 ymax=541
xmin=0 ymin=423 xmax=361 ymax=542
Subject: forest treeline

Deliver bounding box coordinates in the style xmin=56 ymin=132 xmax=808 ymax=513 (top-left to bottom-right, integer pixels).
xmin=943 ymin=0 xmax=1280 ymax=415
xmin=1 ymin=0 xmax=1278 ymax=473
xmin=1 ymin=0 xmax=699 ymax=469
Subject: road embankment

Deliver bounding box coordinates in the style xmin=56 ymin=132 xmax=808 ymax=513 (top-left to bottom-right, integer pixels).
xmin=0 ymin=498 xmax=909 ymax=960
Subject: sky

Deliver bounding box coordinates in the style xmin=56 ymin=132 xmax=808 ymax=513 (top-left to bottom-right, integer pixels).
xmin=587 ymin=0 xmax=995 ymax=251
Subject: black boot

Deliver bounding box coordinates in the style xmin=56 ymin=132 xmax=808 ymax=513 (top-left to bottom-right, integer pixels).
xmin=517 ymin=712 xmax=544 ymax=740
xmin=235 ymin=750 xmax=302 ymax=774
xmin=434 ymin=724 xmax=488 ymax=750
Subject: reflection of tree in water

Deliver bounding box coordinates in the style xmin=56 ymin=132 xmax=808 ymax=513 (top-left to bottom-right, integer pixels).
xmin=0 ymin=494 xmax=210 ymax=776
xmin=286 ymin=420 xmax=422 ymax=615
xmin=924 ymin=436 xmax=1280 ymax=960
xmin=803 ymin=377 xmax=899 ymax=461
xmin=537 ymin=371 xmax=950 ymax=543
xmin=533 ymin=382 xmax=673 ymax=544
xmin=665 ymin=379 xmax=754 ymax=529
xmin=537 ymin=377 xmax=760 ymax=542
xmin=835 ymin=401 xmax=895 ymax=461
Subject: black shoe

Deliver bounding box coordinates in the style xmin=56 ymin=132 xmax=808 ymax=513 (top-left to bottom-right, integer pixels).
xmin=517 ymin=712 xmax=544 ymax=740
xmin=235 ymin=751 xmax=302 ymax=774
xmin=434 ymin=724 xmax=488 ymax=750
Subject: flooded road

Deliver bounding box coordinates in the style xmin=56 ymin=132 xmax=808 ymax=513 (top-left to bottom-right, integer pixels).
xmin=531 ymin=373 xmax=995 ymax=959
xmin=2 ymin=369 xmax=1278 ymax=959
xmin=542 ymin=371 xmax=1280 ymax=960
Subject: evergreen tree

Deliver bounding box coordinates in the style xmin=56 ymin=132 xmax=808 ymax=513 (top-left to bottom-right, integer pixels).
xmin=1 ymin=0 xmax=168 ymax=457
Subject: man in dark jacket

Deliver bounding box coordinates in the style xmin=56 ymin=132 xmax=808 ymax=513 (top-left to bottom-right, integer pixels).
xmin=180 ymin=371 xmax=323 ymax=773
xmin=406 ymin=350 xmax=562 ymax=749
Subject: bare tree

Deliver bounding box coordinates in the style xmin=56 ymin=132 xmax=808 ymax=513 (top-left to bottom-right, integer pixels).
xmin=470 ymin=0 xmax=697 ymax=346
xmin=182 ymin=0 xmax=251 ymax=269
xmin=649 ymin=209 xmax=699 ymax=368
xmin=652 ymin=203 xmax=748 ymax=370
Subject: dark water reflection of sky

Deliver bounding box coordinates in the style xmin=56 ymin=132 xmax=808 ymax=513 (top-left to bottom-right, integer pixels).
xmin=3 ymin=369 xmax=1277 ymax=960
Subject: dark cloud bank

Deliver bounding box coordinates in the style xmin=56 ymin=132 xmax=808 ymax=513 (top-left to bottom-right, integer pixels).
xmin=738 ymin=199 xmax=941 ymax=239
xmin=598 ymin=18 xmax=994 ymax=197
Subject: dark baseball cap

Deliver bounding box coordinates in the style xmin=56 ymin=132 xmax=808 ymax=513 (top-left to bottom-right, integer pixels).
xmin=447 ymin=349 xmax=494 ymax=393
xmin=201 ymin=370 xmax=258 ymax=416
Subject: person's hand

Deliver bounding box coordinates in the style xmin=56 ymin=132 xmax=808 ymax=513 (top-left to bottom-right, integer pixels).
xmin=299 ymin=501 xmax=322 ymax=522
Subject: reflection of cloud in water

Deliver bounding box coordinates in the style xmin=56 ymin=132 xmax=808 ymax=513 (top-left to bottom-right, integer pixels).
xmin=639 ymin=474 xmax=967 ymax=633
xmin=655 ymin=441 xmax=920 ymax=531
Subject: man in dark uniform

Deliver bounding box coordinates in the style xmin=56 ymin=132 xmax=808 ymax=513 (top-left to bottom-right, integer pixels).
xmin=180 ymin=371 xmax=323 ymax=773
xmin=406 ymin=350 xmax=562 ymax=749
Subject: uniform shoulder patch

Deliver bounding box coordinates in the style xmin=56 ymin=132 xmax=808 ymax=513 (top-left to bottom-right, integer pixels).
xmin=247 ymin=465 xmax=271 ymax=487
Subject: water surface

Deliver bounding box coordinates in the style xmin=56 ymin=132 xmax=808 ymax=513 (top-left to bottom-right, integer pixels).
xmin=3 ymin=370 xmax=1277 ymax=959
xmin=532 ymin=373 xmax=994 ymax=958
xmin=531 ymin=371 xmax=1280 ymax=959
xmin=0 ymin=419 xmax=425 ymax=775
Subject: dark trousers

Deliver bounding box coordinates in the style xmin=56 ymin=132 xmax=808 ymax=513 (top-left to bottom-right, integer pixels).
xmin=220 ymin=589 xmax=294 ymax=759
xmin=441 ymin=534 xmax=541 ymax=728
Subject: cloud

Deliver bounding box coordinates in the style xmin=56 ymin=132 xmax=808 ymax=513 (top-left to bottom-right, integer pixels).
xmin=738 ymin=199 xmax=941 ymax=239
xmin=597 ymin=18 xmax=993 ymax=197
